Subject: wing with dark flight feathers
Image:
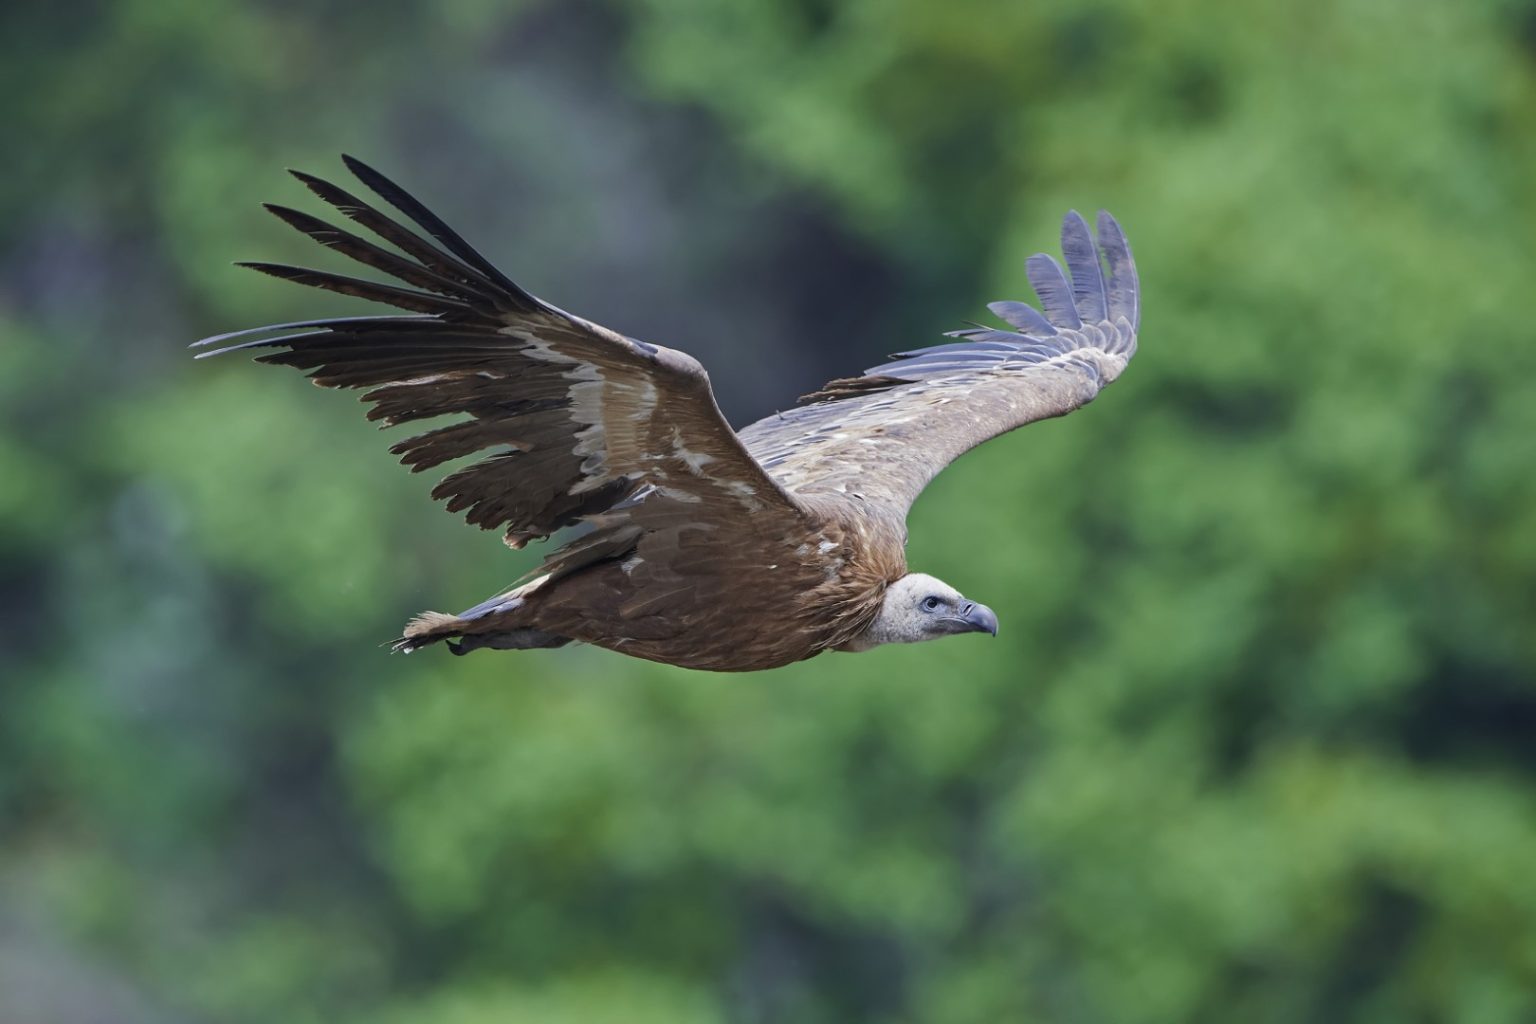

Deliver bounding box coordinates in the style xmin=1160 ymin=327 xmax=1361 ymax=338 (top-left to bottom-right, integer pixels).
xmin=737 ymin=210 xmax=1139 ymax=517
xmin=196 ymin=156 xmax=806 ymax=550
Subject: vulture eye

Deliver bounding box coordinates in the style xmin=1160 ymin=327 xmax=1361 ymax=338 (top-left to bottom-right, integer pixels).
xmin=921 ymin=596 xmax=942 ymax=612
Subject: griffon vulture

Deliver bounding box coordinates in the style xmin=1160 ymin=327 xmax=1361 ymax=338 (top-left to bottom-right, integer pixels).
xmin=197 ymin=157 xmax=1139 ymax=672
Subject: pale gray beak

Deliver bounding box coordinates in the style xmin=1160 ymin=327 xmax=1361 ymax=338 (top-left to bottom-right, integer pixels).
xmin=951 ymin=601 xmax=998 ymax=637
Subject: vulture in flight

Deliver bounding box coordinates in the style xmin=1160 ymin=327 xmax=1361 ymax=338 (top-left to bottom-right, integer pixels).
xmin=197 ymin=157 xmax=1139 ymax=672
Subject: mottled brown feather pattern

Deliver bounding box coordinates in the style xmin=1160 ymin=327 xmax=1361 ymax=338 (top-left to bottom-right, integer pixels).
xmin=198 ymin=159 xmax=1137 ymax=672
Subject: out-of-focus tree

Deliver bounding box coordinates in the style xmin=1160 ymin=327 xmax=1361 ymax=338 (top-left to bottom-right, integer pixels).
xmin=4 ymin=0 xmax=1535 ymax=1022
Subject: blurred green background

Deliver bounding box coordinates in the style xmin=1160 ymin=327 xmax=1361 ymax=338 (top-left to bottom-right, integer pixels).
xmin=6 ymin=0 xmax=1536 ymax=1021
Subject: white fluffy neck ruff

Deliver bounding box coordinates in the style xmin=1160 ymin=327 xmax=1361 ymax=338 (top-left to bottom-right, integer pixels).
xmin=842 ymin=573 xmax=963 ymax=651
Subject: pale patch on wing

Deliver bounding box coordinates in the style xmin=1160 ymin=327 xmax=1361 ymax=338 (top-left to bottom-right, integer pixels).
xmin=502 ymin=326 xmax=582 ymax=364
xmin=720 ymin=478 xmax=763 ymax=512
xmin=564 ymin=366 xmax=666 ymax=496
xmin=677 ymin=448 xmax=715 ymax=474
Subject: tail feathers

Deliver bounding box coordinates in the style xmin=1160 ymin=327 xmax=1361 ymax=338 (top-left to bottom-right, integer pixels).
xmin=390 ymin=603 xmax=570 ymax=656
xmin=391 ymin=610 xmax=464 ymax=653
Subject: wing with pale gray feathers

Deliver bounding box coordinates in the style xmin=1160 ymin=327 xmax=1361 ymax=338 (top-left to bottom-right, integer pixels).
xmin=738 ymin=210 xmax=1138 ymax=516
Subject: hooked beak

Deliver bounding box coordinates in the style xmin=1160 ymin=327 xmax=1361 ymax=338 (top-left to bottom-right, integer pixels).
xmin=949 ymin=601 xmax=998 ymax=637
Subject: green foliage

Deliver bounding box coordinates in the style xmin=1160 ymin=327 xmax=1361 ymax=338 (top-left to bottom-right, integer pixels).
xmin=6 ymin=0 xmax=1536 ymax=1021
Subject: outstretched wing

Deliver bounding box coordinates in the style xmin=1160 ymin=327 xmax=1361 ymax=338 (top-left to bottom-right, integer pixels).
xmin=738 ymin=211 xmax=1138 ymax=516
xmin=197 ymin=156 xmax=805 ymax=550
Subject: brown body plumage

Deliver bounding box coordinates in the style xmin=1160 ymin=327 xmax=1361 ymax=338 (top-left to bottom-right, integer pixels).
xmin=453 ymin=499 xmax=907 ymax=672
xmin=198 ymin=157 xmax=1139 ymax=672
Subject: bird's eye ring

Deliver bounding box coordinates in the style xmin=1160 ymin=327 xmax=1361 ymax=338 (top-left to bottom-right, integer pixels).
xmin=921 ymin=596 xmax=942 ymax=611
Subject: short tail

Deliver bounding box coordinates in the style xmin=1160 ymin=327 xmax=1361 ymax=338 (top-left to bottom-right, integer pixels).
xmin=390 ymin=601 xmax=570 ymax=656
xmin=391 ymin=611 xmax=465 ymax=653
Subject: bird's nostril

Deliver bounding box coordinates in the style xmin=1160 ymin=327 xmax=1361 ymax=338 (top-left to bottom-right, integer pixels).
xmin=962 ymin=602 xmax=974 ymax=615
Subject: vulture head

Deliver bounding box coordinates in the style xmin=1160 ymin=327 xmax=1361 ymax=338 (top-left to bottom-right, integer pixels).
xmin=841 ymin=573 xmax=998 ymax=652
